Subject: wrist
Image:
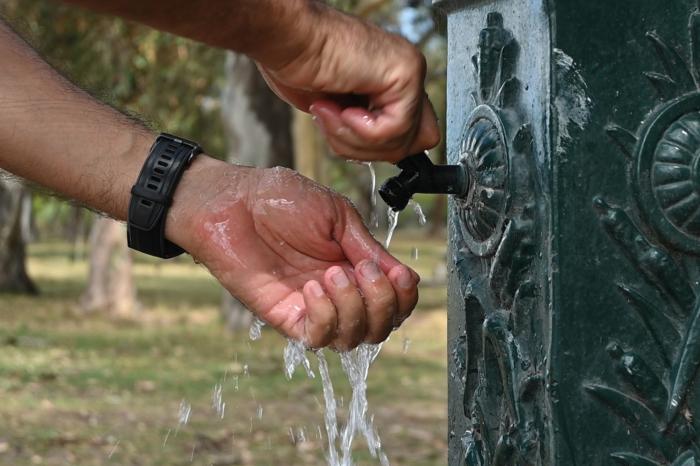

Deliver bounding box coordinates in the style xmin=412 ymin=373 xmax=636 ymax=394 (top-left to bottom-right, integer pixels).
xmin=249 ymin=0 xmax=329 ymax=71
xmin=164 ymin=155 xmax=252 ymax=257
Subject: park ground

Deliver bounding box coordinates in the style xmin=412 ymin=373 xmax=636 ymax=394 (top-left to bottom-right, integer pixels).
xmin=0 ymin=231 xmax=448 ymax=466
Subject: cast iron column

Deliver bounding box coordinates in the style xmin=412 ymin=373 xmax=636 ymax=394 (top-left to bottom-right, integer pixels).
xmin=438 ymin=0 xmax=700 ymax=465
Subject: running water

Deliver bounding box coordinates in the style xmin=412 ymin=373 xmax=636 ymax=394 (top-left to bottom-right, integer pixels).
xmin=211 ymin=383 xmax=226 ymax=419
xmin=284 ymin=339 xmax=316 ymax=380
xmin=385 ymin=208 xmax=399 ymax=249
xmin=249 ymin=317 xmax=265 ymax=341
xmin=281 ymin=183 xmax=406 ymax=466
xmin=362 ymin=162 xmax=379 ymax=229
xmin=316 ymin=350 xmax=340 ymax=466
xmin=288 ymin=344 xmax=388 ymax=466
xmin=409 ymin=200 xmax=427 ymax=226
xmin=339 ymin=344 xmax=389 ymax=466
xmin=178 ymin=400 xmax=192 ymax=427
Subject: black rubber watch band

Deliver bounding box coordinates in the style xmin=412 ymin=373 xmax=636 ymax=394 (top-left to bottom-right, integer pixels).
xmin=127 ymin=133 xmax=202 ymax=259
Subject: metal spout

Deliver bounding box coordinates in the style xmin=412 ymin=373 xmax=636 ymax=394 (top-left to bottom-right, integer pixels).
xmin=379 ymin=152 xmax=470 ymax=211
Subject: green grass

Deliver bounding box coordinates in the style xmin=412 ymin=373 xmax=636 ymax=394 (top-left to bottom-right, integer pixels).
xmin=0 ymin=231 xmax=447 ymax=466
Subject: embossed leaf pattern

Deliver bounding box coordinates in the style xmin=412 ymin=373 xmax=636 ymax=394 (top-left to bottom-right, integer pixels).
xmin=671 ymin=451 xmax=697 ymax=466
xmin=616 ymin=283 xmax=680 ymax=367
xmin=589 ymin=6 xmax=700 ymax=465
xmin=611 ymin=453 xmax=663 ymax=466
xmin=584 ymin=385 xmax=676 ymax=460
xmin=667 ymin=298 xmax=700 ymax=424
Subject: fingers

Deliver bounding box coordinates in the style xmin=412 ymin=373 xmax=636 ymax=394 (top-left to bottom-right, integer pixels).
xmin=387 ymin=265 xmax=420 ymax=326
xmin=324 ymin=266 xmax=366 ymax=351
xmin=300 ymin=260 xmax=419 ymax=350
xmin=337 ymin=200 xmax=402 ymax=273
xmin=301 ymin=280 xmax=338 ymax=349
xmin=355 ymin=260 xmax=398 ymax=344
xmin=309 ymin=93 xmax=440 ymax=163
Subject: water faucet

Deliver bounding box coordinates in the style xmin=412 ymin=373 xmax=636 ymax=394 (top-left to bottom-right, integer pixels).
xmin=379 ymin=152 xmax=470 ymax=211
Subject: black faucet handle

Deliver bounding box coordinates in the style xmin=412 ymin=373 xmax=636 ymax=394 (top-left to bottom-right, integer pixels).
xmin=396 ymin=151 xmax=434 ymax=172
xmin=379 ymin=152 xmax=470 ymax=212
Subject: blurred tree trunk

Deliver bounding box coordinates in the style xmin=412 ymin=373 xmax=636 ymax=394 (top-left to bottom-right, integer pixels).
xmin=80 ymin=217 xmax=136 ymax=317
xmin=219 ymin=52 xmax=293 ymax=330
xmin=293 ymin=111 xmax=326 ymax=183
xmin=20 ymin=190 xmax=35 ymax=244
xmin=66 ymin=205 xmax=89 ymax=262
xmin=0 ymin=175 xmax=37 ymax=294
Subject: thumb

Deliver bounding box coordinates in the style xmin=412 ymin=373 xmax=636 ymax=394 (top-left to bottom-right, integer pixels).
xmin=336 ymin=200 xmax=403 ymax=275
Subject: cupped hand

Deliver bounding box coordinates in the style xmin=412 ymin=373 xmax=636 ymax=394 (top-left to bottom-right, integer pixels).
xmin=178 ymin=161 xmax=419 ymax=350
xmin=256 ymin=2 xmax=440 ymax=163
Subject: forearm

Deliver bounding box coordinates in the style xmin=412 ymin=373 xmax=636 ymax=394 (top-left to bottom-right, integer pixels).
xmin=0 ymin=21 xmax=233 ymax=251
xmin=59 ymin=0 xmax=320 ymax=69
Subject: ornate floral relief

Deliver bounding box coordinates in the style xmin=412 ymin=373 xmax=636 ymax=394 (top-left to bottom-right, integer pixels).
xmin=591 ymin=5 xmax=700 ymax=465
xmin=454 ymin=12 xmax=543 ymax=466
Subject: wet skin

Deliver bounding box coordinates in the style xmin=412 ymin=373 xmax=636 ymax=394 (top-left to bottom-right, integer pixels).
xmin=169 ymin=157 xmax=420 ymax=351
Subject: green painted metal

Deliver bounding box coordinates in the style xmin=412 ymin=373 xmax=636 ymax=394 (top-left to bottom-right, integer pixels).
xmin=436 ymin=0 xmax=700 ymax=464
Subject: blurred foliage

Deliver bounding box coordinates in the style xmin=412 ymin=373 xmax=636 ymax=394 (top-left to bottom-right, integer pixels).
xmin=0 ymin=0 xmax=446 ymax=236
xmin=1 ymin=1 xmax=227 ymax=154
xmin=1 ymin=0 xmax=228 ymax=239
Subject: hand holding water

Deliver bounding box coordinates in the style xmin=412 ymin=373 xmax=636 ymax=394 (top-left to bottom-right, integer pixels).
xmin=173 ymin=161 xmax=420 ymax=350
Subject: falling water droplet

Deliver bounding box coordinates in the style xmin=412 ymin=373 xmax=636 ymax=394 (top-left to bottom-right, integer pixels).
xmin=178 ymin=400 xmax=192 ymax=426
xmin=316 ymin=349 xmax=340 ymax=465
xmin=249 ymin=317 xmax=265 ymax=341
xmin=162 ymin=429 xmax=172 ymax=449
xmin=364 ymin=162 xmax=379 ymax=229
xmin=107 ymin=440 xmax=120 ymax=459
xmin=211 ymin=384 xmax=226 ymax=419
xmin=284 ymin=339 xmax=316 ymax=379
xmin=409 ymin=200 xmax=427 ymax=226
xmin=411 ymin=247 xmax=419 ymax=261
xmin=385 ymin=208 xmax=400 ymax=249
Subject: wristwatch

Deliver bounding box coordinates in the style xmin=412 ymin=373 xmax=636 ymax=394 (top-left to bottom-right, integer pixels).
xmin=127 ymin=133 xmax=202 ymax=259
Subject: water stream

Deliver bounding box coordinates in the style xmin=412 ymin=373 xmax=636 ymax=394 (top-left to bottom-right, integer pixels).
xmin=364 ymin=162 xmax=379 ymax=229
xmin=249 ymin=317 xmax=265 ymax=341
xmin=276 ymin=164 xmax=430 ymax=465
xmin=385 ymin=208 xmax=400 ymax=249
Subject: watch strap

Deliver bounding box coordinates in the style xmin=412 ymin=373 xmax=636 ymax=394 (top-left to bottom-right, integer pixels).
xmin=127 ymin=133 xmax=202 ymax=258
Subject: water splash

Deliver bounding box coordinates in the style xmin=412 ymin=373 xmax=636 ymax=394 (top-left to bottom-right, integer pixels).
xmin=107 ymin=440 xmax=120 ymax=459
xmin=178 ymin=400 xmax=192 ymax=427
xmin=211 ymin=383 xmax=226 ymax=419
xmin=385 ymin=208 xmax=400 ymax=249
xmin=284 ymin=339 xmax=316 ymax=380
xmin=317 ymin=350 xmax=340 ymax=465
xmin=409 ymin=200 xmax=427 ymax=226
xmin=339 ymin=344 xmax=389 ymax=466
xmin=249 ymin=317 xmax=265 ymax=341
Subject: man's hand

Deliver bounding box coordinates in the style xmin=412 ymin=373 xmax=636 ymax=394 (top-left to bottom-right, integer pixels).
xmin=61 ymin=0 xmax=441 ymax=163
xmin=257 ymin=3 xmax=441 ymax=163
xmin=169 ymin=159 xmax=420 ymax=349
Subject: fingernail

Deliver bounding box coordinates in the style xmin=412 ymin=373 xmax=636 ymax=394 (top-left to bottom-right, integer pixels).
xmin=360 ymin=261 xmax=381 ymax=281
xmin=397 ymin=267 xmax=413 ymax=289
xmin=309 ymin=280 xmax=325 ymax=298
xmin=331 ymin=268 xmax=350 ymax=288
